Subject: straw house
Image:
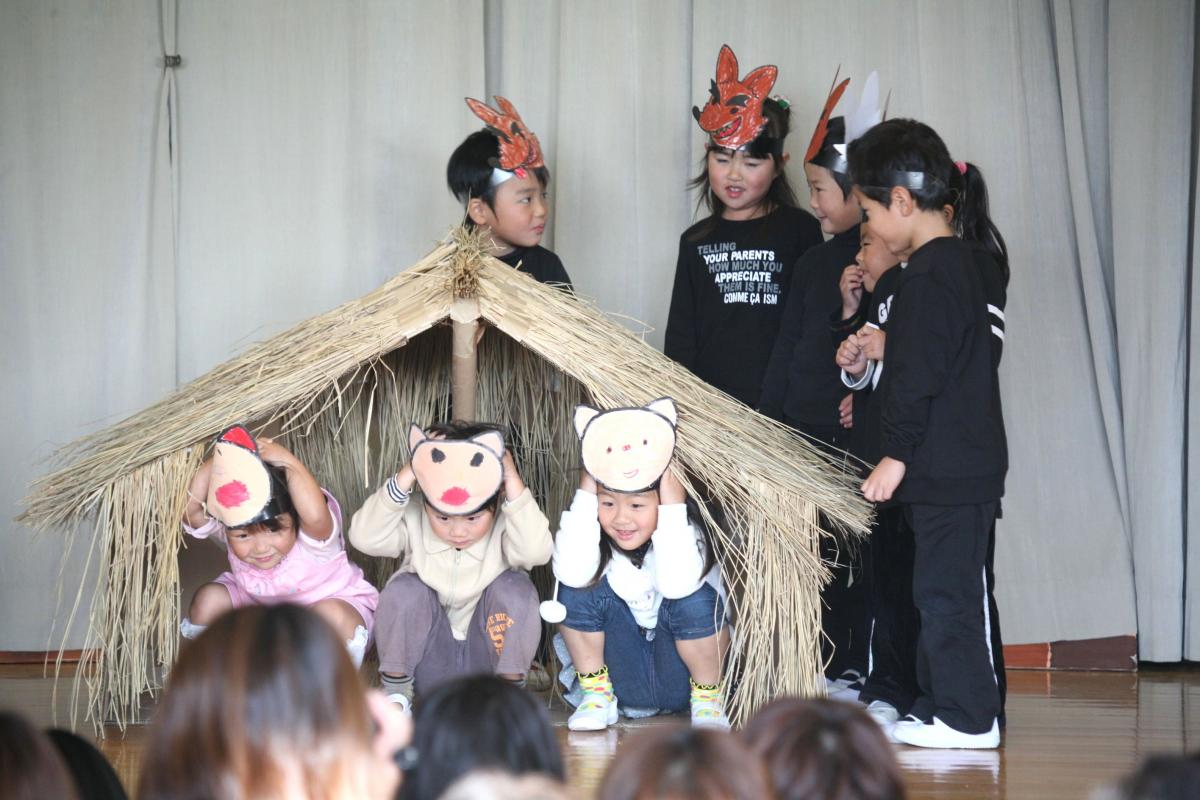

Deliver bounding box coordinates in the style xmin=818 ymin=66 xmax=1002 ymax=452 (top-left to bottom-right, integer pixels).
xmin=21 ymin=227 xmax=871 ymax=729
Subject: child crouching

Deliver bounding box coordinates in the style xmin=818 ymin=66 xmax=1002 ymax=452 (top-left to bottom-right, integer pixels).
xmin=349 ymin=422 xmax=551 ymax=711
xmin=553 ymin=399 xmax=730 ymax=731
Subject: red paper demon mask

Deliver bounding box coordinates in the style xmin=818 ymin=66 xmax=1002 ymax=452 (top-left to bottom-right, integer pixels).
xmin=409 ymin=424 xmax=505 ymax=516
xmin=575 ymin=398 xmax=678 ymax=494
xmin=207 ymin=425 xmax=283 ymax=528
xmin=692 ymin=44 xmax=778 ymax=151
xmin=465 ymin=95 xmax=545 ymax=177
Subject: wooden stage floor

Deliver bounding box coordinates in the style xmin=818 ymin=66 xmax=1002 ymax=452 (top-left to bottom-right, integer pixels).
xmin=3 ymin=664 xmax=1198 ymax=798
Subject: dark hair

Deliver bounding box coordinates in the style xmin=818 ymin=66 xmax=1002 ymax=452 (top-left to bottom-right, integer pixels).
xmin=417 ymin=420 xmax=508 ymax=514
xmin=688 ymin=97 xmax=798 ymax=235
xmin=401 ymin=675 xmax=564 ymax=800
xmin=597 ymin=723 xmax=773 ymax=800
xmin=589 ymin=489 xmax=717 ymax=586
xmin=847 ymin=118 xmax=1008 ymax=280
xmin=0 ymin=712 xmax=79 ymax=800
xmin=138 ymin=605 xmax=383 ymax=800
xmin=447 ymin=129 xmax=551 ymax=222
xmin=740 ymin=697 xmax=905 ymax=800
xmin=46 ymin=729 xmax=128 ymax=800
xmin=1110 ymin=753 xmax=1200 ymax=800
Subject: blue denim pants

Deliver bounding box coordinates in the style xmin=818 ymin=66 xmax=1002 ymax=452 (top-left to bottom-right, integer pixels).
xmin=559 ymin=577 xmax=725 ymax=712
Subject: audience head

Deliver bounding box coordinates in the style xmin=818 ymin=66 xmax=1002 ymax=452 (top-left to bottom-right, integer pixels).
xmin=138 ymin=604 xmax=409 ymax=800
xmin=597 ymin=722 xmax=772 ymax=800
xmin=45 ymin=728 xmax=128 ymax=800
xmin=402 ymin=675 xmax=564 ymax=800
xmin=741 ymin=697 xmax=905 ymax=800
xmin=0 ymin=711 xmax=79 ymax=800
xmin=1094 ymin=753 xmax=1200 ymax=800
xmin=438 ymin=770 xmax=573 ymax=800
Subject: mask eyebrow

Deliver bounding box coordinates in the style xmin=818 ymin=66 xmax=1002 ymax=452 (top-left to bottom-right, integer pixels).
xmin=725 ymin=94 xmax=749 ymax=107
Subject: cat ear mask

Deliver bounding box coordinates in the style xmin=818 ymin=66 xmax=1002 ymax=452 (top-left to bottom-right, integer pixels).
xmin=574 ymin=398 xmax=678 ymax=494
xmin=206 ymin=425 xmax=292 ymax=528
xmin=409 ymin=424 xmax=506 ymax=516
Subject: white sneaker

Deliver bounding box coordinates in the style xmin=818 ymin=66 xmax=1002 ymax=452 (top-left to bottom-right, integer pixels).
xmin=893 ymin=716 xmax=1000 ymax=749
xmin=386 ymin=692 xmax=412 ymax=715
xmin=568 ymin=691 xmax=618 ymax=731
xmin=866 ymin=700 xmax=899 ymax=724
xmin=690 ymin=695 xmax=731 ymax=729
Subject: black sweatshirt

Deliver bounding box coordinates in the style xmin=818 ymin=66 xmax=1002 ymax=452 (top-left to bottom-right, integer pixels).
xmin=758 ymin=225 xmax=861 ymax=426
xmin=880 ymin=237 xmax=1008 ymax=505
xmin=664 ymin=206 xmax=822 ymax=407
xmin=845 ymin=263 xmax=901 ymax=467
xmin=499 ymin=245 xmax=573 ymax=289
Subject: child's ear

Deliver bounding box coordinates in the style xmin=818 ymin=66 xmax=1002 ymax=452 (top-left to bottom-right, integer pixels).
xmin=891 ymin=186 xmax=914 ymax=216
xmin=466 ymin=198 xmax=491 ymax=227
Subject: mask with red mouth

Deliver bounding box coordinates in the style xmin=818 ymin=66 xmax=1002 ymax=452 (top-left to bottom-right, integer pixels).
xmin=464 ymin=95 xmax=545 ymax=184
xmin=692 ymin=44 xmax=778 ymax=152
xmin=575 ymin=398 xmax=678 ymax=494
xmin=409 ymin=424 xmax=505 ymax=516
xmin=206 ymin=425 xmax=294 ymax=528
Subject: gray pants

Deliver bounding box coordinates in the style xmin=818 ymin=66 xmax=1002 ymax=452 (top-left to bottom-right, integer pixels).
xmin=375 ymin=570 xmax=540 ymax=694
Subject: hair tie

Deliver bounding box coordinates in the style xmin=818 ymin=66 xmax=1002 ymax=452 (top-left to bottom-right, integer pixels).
xmin=954 ymin=160 xmax=968 ymax=175
xmin=770 ymin=94 xmax=790 ymax=110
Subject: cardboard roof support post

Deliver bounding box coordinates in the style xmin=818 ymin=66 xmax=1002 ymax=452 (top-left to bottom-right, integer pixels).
xmin=20 ymin=225 xmax=871 ymax=731
xmin=450 ymin=297 xmax=481 ymax=421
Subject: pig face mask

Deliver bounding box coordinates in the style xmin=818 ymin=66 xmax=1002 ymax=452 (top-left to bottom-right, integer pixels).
xmin=574 ymin=398 xmax=678 ymax=493
xmin=409 ymin=424 xmax=505 ymax=516
xmin=206 ymin=424 xmax=284 ymax=528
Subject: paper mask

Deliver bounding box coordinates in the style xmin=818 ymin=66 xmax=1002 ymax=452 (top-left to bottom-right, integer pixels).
xmin=409 ymin=424 xmax=505 ymax=516
xmin=574 ymin=398 xmax=678 ymax=493
xmin=207 ymin=425 xmax=282 ymax=528
xmin=805 ymin=69 xmax=882 ymax=174
xmin=465 ymin=95 xmax=545 ymax=178
xmin=692 ymin=44 xmax=778 ymax=151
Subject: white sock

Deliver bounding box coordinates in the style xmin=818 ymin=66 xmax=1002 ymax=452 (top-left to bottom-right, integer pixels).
xmin=179 ymin=618 xmax=207 ymax=639
xmin=346 ymin=625 xmax=369 ymax=668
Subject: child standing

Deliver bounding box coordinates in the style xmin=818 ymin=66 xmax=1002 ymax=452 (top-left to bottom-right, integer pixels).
xmin=181 ymin=426 xmax=379 ymax=666
xmin=553 ymin=399 xmax=729 ymax=731
xmin=349 ymin=422 xmax=552 ymax=711
xmin=450 ymin=96 xmax=571 ymax=288
xmin=758 ymin=71 xmax=884 ymax=696
xmin=664 ymin=44 xmax=822 ymax=408
xmin=849 ymin=118 xmax=1008 ymax=749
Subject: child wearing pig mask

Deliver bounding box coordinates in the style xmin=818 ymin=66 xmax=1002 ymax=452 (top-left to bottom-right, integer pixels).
xmin=350 ymin=422 xmax=551 ymax=711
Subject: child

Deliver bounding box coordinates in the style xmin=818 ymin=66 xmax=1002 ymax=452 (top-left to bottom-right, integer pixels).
xmin=740 ymin=697 xmax=906 ymax=800
xmin=664 ymin=44 xmax=822 ymax=408
xmin=400 ymin=675 xmax=564 ymax=800
xmin=835 ymin=227 xmax=918 ymax=734
xmin=848 ymin=118 xmax=1009 ymax=749
xmin=449 ymin=96 xmax=571 ymax=288
xmin=758 ymin=70 xmax=884 ymax=698
xmin=140 ymin=605 xmax=411 ymax=800
xmin=181 ymin=425 xmax=378 ymax=666
xmin=597 ymin=723 xmax=773 ymax=800
xmin=553 ymin=399 xmax=729 ymax=731
xmin=349 ymin=422 xmax=552 ymax=711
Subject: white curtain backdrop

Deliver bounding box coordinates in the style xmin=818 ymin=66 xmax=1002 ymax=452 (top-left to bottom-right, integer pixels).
xmin=2 ymin=0 xmax=1196 ymax=659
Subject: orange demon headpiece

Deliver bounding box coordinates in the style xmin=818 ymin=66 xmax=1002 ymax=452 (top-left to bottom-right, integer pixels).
xmin=805 ymin=69 xmax=883 ymax=174
xmin=692 ymin=44 xmax=779 ymax=152
xmin=465 ymin=95 xmax=545 ymax=183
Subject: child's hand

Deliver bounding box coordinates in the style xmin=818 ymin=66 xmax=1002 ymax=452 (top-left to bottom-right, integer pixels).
xmin=393 ymin=463 xmax=417 ymax=494
xmin=502 ymin=449 xmax=526 ymax=501
xmin=840 ymin=264 xmax=865 ymax=319
xmin=579 ymin=470 xmax=598 ymax=495
xmin=257 ymin=437 xmax=297 ymax=470
xmin=836 ymin=336 xmax=867 ymax=377
xmin=857 ymin=325 xmax=886 ymax=362
xmin=365 ymin=689 xmax=413 ymax=800
xmin=183 ymin=458 xmax=214 ymax=528
xmin=862 ymin=457 xmax=906 ymax=503
xmin=839 ymin=393 xmax=854 ymax=430
xmin=658 ymin=463 xmax=687 ymax=505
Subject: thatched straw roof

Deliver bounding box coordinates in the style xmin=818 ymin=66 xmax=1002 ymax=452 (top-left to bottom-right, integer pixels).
xmin=22 ymin=227 xmax=871 ymax=729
